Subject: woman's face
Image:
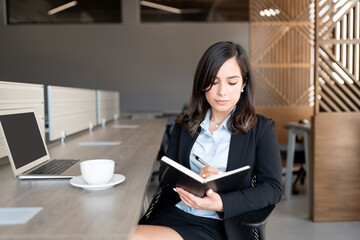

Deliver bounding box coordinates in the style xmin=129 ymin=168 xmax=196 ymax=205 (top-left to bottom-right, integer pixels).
xmin=205 ymin=57 xmax=245 ymax=116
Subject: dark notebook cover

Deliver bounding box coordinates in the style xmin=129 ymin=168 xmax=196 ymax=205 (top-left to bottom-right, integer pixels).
xmin=160 ymin=156 xmax=251 ymax=197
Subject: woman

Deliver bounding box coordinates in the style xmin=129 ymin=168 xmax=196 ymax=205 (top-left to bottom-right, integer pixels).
xmin=133 ymin=41 xmax=282 ymax=240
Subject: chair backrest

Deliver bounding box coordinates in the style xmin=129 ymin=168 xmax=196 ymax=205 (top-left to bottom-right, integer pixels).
xmin=240 ymin=174 xmax=276 ymax=240
xmin=240 ymin=204 xmax=276 ymax=240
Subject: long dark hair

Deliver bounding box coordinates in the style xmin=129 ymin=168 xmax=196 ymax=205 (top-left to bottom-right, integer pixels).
xmin=176 ymin=41 xmax=257 ymax=137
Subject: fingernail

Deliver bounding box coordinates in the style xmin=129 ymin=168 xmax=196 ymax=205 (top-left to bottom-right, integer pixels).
xmin=173 ymin=187 xmax=178 ymax=192
xmin=208 ymin=189 xmax=213 ymax=194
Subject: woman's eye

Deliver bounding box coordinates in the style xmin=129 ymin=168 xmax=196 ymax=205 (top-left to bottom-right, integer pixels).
xmin=229 ymin=82 xmax=237 ymax=86
xmin=212 ymin=82 xmax=219 ymax=85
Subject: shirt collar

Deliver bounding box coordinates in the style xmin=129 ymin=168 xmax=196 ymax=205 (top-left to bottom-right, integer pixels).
xmin=200 ymin=109 xmax=233 ymax=133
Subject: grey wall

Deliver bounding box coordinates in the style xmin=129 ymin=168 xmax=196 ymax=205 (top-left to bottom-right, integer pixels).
xmin=0 ymin=0 xmax=249 ymax=113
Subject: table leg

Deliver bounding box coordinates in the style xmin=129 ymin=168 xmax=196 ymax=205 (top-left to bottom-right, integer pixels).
xmin=285 ymin=130 xmax=296 ymax=200
xmin=303 ymin=131 xmax=311 ymax=204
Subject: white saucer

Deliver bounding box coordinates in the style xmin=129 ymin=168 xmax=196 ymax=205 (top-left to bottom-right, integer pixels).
xmin=70 ymin=174 xmax=125 ymax=191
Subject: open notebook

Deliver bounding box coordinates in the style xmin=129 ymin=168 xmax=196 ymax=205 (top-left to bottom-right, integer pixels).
xmin=0 ymin=109 xmax=81 ymax=179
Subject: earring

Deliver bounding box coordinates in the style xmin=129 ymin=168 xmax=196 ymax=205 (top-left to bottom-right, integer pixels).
xmin=241 ymin=89 xmax=244 ymax=92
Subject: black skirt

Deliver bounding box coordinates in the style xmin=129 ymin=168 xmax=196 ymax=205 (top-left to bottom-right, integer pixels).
xmin=145 ymin=206 xmax=226 ymax=240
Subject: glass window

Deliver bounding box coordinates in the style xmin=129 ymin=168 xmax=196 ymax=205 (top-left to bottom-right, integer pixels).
xmin=140 ymin=0 xmax=249 ymax=22
xmin=6 ymin=0 xmax=122 ymax=24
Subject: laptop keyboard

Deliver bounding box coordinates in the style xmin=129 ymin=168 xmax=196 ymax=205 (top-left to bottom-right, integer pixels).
xmin=28 ymin=159 xmax=79 ymax=175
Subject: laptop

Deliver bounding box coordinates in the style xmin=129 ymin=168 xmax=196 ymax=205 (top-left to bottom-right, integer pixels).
xmin=0 ymin=109 xmax=81 ymax=179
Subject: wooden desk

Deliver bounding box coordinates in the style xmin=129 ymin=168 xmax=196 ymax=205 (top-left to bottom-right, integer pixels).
xmin=284 ymin=122 xmax=311 ymax=200
xmin=0 ymin=118 xmax=167 ymax=240
xmin=123 ymin=111 xmax=164 ymax=119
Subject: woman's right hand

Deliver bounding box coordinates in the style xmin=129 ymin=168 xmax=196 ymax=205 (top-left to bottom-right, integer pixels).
xmin=199 ymin=166 xmax=222 ymax=179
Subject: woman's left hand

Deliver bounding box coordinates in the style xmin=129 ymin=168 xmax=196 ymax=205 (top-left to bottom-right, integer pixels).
xmin=175 ymin=187 xmax=224 ymax=212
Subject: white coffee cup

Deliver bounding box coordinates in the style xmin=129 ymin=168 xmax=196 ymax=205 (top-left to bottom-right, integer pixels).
xmin=80 ymin=159 xmax=115 ymax=185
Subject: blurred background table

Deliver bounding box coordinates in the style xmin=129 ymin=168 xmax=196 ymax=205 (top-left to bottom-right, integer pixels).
xmin=284 ymin=122 xmax=311 ymax=201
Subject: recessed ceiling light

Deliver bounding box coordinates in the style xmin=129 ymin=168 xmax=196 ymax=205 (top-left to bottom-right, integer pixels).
xmin=259 ymin=8 xmax=280 ymax=17
xmin=264 ymin=9 xmax=271 ymax=17
xmin=48 ymin=1 xmax=77 ymax=15
xmin=140 ymin=0 xmax=182 ymax=14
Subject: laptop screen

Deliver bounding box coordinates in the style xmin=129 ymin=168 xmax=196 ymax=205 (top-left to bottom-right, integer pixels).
xmin=0 ymin=112 xmax=47 ymax=169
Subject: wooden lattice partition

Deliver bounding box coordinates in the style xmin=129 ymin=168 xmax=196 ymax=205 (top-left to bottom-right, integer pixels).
xmin=315 ymin=0 xmax=360 ymax=113
xmin=250 ymin=0 xmax=314 ymax=107
xmin=250 ymin=0 xmax=315 ymax=144
xmin=311 ymin=0 xmax=360 ymax=222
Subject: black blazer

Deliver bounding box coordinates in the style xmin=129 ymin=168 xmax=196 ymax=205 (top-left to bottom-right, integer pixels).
xmin=141 ymin=114 xmax=282 ymax=240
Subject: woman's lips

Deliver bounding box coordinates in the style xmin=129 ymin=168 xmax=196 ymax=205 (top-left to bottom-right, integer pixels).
xmin=215 ymin=100 xmax=229 ymax=105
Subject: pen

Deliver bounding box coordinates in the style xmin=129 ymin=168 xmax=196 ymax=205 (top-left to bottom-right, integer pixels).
xmin=193 ymin=153 xmax=209 ymax=167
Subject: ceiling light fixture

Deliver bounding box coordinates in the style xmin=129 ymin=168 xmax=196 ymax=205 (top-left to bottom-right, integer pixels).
xmin=48 ymin=1 xmax=77 ymax=15
xmin=140 ymin=1 xmax=182 ymax=14
xmin=259 ymin=8 xmax=280 ymax=17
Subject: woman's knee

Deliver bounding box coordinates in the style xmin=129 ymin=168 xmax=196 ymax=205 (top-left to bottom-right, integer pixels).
xmin=131 ymin=225 xmax=182 ymax=240
xmin=131 ymin=225 xmax=147 ymax=240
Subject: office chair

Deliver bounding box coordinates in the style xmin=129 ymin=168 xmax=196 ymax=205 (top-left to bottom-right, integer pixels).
xmin=151 ymin=116 xmax=175 ymax=181
xmin=240 ymin=204 xmax=276 ymax=240
xmin=236 ymin=172 xmax=276 ymax=240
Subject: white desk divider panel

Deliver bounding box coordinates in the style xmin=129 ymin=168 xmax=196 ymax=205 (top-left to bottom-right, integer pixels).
xmin=96 ymin=90 xmax=120 ymax=126
xmin=0 ymin=81 xmax=45 ymax=159
xmin=47 ymin=86 xmax=97 ymax=141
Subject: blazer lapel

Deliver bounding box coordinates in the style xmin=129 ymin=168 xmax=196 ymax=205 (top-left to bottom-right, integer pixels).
xmin=227 ymin=132 xmax=251 ymax=171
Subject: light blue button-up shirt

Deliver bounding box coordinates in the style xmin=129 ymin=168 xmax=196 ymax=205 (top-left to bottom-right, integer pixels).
xmin=176 ymin=110 xmax=231 ymax=220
